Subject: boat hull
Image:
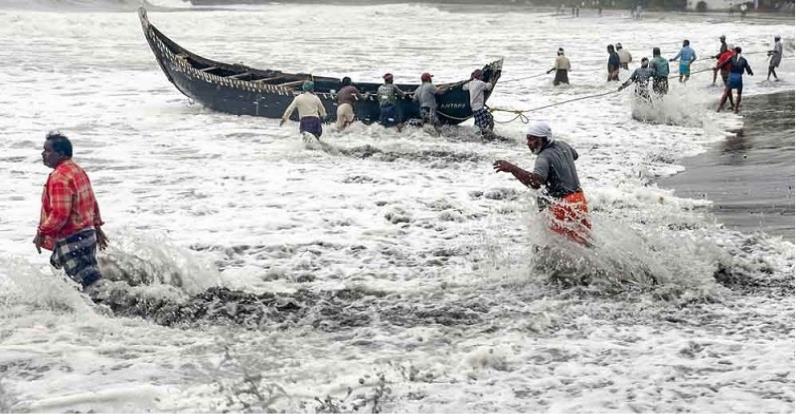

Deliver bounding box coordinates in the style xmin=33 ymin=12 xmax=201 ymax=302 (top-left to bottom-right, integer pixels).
xmin=138 ymin=7 xmax=503 ymax=125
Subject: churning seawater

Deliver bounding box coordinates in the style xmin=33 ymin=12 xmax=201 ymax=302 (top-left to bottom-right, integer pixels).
xmin=0 ymin=0 xmax=794 ymax=413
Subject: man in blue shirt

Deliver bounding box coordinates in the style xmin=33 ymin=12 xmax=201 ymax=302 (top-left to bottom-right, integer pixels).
xmin=670 ymin=40 xmax=696 ymax=83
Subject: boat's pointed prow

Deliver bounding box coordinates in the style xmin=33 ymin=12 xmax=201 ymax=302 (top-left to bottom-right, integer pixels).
xmin=138 ymin=6 xmax=148 ymax=25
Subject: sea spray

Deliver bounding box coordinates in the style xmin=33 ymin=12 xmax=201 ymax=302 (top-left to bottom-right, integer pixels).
xmin=99 ymin=228 xmax=222 ymax=295
xmin=525 ymin=197 xmax=722 ymax=300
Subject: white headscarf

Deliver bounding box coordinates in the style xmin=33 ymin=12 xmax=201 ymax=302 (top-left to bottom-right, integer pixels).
xmin=526 ymin=121 xmax=553 ymax=154
xmin=527 ymin=121 xmax=552 ymax=140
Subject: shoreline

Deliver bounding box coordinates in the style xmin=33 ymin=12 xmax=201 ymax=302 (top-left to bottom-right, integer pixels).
xmin=659 ymin=89 xmax=795 ymax=242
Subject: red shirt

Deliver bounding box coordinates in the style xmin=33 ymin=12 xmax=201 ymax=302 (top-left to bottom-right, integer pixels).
xmin=717 ymin=50 xmax=735 ymax=72
xmin=38 ymin=160 xmax=103 ymax=250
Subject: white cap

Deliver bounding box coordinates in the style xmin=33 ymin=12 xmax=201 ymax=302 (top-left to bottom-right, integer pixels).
xmin=526 ymin=121 xmax=552 ymax=139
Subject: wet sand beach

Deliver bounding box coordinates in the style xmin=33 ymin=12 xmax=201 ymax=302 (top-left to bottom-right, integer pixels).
xmin=660 ymin=90 xmax=795 ymax=241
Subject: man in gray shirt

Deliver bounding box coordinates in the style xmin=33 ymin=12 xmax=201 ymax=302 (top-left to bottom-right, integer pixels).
xmin=412 ymin=72 xmax=443 ymax=129
xmin=767 ymin=35 xmax=783 ymax=81
xmin=493 ymin=121 xmax=592 ymax=245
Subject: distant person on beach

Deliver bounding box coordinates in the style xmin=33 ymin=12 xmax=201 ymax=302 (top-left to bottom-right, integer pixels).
xmin=377 ymin=73 xmax=407 ymax=132
xmin=739 ymin=3 xmax=747 ymax=19
xmin=335 ymin=77 xmax=363 ymax=130
xmin=412 ymin=72 xmax=444 ymax=131
xmin=649 ymin=47 xmax=670 ymax=96
xmin=670 ymin=40 xmax=696 ymax=83
xmin=463 ymin=69 xmax=495 ymax=138
xmin=635 ymin=3 xmax=642 ymax=19
xmin=34 ymin=132 xmax=110 ymax=298
xmin=715 ymin=46 xmax=736 ymax=109
xmin=716 ymin=47 xmax=753 ymax=114
xmin=616 ymin=43 xmax=632 ymax=70
xmin=547 ymin=48 xmax=571 ymax=86
xmin=767 ymin=35 xmax=783 ymax=81
xmin=711 ymin=35 xmax=728 ymax=85
xmin=618 ymin=57 xmax=654 ymax=102
xmin=493 ymin=121 xmax=592 ymax=246
xmin=607 ymin=44 xmax=620 ymax=81
xmin=281 ymin=81 xmax=327 ymax=140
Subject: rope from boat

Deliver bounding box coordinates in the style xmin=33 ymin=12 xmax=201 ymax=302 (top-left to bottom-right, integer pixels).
xmin=502 ymin=72 xmax=550 ymax=83
xmin=494 ymin=112 xmax=530 ymax=125
xmin=435 ymin=109 xmax=472 ymax=122
xmin=490 ymin=89 xmax=619 ymax=122
xmin=488 ymin=66 xmax=712 ymax=121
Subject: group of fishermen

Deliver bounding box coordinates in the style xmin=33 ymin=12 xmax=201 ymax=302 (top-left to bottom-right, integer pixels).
xmin=280 ymin=69 xmax=496 ymax=141
xmin=552 ymin=34 xmax=783 ymax=114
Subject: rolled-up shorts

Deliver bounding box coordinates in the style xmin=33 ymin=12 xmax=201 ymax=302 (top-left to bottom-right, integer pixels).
xmin=299 ymin=116 xmax=322 ymax=137
xmin=379 ymin=104 xmax=398 ymax=127
xmin=653 ymin=77 xmax=669 ymax=95
xmin=549 ymin=191 xmax=592 ymax=246
xmin=554 ymin=69 xmax=569 ymax=85
xmin=336 ymin=103 xmax=355 ymax=128
xmin=727 ymin=72 xmax=743 ymax=91
xmin=679 ymin=61 xmax=690 ymax=76
xmin=419 ymin=106 xmax=438 ymax=125
xmin=50 ymin=228 xmax=101 ymax=287
xmin=472 ymin=107 xmax=494 ymax=131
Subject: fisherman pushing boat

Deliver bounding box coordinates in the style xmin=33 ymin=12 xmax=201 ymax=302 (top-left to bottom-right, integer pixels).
xmin=280 ymin=81 xmax=327 ymax=140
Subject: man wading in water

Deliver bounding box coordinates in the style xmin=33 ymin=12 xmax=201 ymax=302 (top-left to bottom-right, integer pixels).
xmin=493 ymin=121 xmax=592 ymax=246
xmin=716 ymin=46 xmax=753 ymax=114
xmin=34 ymin=132 xmax=110 ymax=298
xmin=463 ymin=69 xmax=495 ymax=139
xmin=546 ymin=48 xmax=571 ymax=86
xmin=281 ymin=81 xmax=327 ymax=140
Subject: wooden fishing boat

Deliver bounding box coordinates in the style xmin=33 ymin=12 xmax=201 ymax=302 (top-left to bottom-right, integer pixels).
xmin=138 ymin=7 xmax=503 ymax=125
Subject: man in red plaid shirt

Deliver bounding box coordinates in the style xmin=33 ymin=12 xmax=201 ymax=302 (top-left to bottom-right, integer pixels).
xmin=33 ymin=132 xmax=109 ymax=295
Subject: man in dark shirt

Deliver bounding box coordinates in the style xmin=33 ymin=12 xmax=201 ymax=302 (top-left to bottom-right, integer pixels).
xmin=716 ymin=47 xmax=753 ymax=114
xmin=493 ymin=121 xmax=592 ymax=245
xmin=607 ymin=44 xmax=620 ymax=82
xmin=335 ymin=77 xmax=363 ymax=130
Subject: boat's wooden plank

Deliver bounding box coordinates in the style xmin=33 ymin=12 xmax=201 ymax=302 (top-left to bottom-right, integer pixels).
xmin=198 ymin=66 xmax=217 ymax=72
xmin=227 ymin=72 xmax=251 ymax=79
xmin=252 ymin=76 xmax=285 ymax=83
